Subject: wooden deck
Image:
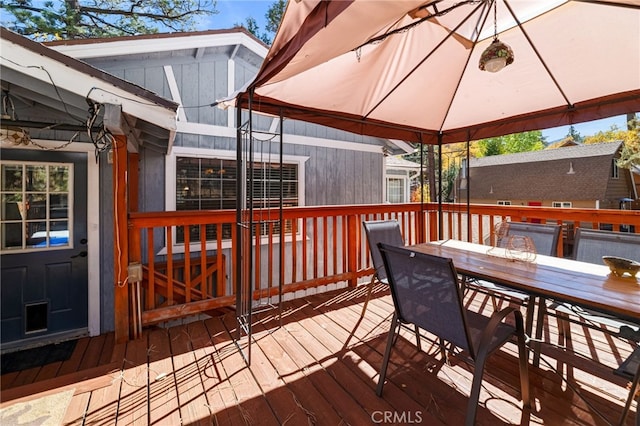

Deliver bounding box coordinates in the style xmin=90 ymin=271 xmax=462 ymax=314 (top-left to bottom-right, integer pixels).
xmin=1 ymin=284 xmax=637 ymax=425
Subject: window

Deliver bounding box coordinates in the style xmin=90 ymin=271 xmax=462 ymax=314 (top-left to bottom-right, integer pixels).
xmin=552 ymin=201 xmax=572 ymax=208
xmin=497 ymin=200 xmax=511 ymax=205
xmin=386 ymin=177 xmax=405 ymax=203
xmin=170 ymin=148 xmax=306 ymax=245
xmin=1 ymin=161 xmax=72 ymax=252
xmin=611 ymin=159 xmax=619 ymax=179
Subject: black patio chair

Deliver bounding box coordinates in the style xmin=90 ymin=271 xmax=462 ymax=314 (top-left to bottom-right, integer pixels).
xmin=550 ymin=228 xmax=640 ymax=423
xmin=551 ymin=228 xmax=640 ymax=338
xmin=466 ymin=222 xmax=562 ymax=316
xmin=376 ymin=243 xmax=530 ymax=426
xmin=614 ymin=345 xmax=640 ymax=425
xmin=495 ymin=222 xmax=562 ymax=257
xmin=348 ymin=220 xmax=421 ymax=348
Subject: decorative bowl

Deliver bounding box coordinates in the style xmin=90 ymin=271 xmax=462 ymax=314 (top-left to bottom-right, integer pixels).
xmin=602 ymin=256 xmax=640 ymax=277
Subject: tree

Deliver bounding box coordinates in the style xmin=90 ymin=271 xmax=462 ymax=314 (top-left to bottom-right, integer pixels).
xmin=475 ymin=131 xmax=545 ymax=157
xmin=583 ymin=115 xmax=640 ymax=169
xmin=241 ymin=16 xmax=270 ymax=44
xmin=240 ymin=0 xmax=285 ymax=45
xmin=566 ymin=125 xmax=584 ymax=143
xmin=477 ymin=137 xmax=503 ymax=156
xmin=264 ymin=0 xmax=285 ymax=35
xmin=1 ymin=0 xmax=216 ymax=40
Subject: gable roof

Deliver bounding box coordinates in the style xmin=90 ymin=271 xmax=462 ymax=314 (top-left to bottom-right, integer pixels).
xmin=386 ymin=155 xmax=421 ymax=170
xmin=464 ymin=142 xmax=624 ymax=201
xmin=1 ymin=28 xmax=179 ymax=152
xmin=471 ymin=142 xmax=622 ymax=168
xmin=46 ymin=28 xmax=413 ymax=155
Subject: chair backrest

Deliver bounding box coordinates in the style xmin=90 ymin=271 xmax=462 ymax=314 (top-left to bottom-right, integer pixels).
xmin=497 ymin=222 xmax=562 ymax=257
xmin=573 ymin=228 xmax=640 ymax=264
xmin=377 ymin=242 xmax=473 ymax=356
xmin=363 ymin=220 xmax=404 ymax=282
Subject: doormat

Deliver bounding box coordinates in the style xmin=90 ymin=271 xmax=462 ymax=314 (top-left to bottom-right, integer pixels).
xmin=1 ymin=340 xmax=77 ymax=374
xmin=0 ymin=388 xmax=74 ymax=425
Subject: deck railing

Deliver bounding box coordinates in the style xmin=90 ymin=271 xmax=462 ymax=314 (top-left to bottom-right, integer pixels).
xmin=125 ymin=203 xmax=640 ymax=337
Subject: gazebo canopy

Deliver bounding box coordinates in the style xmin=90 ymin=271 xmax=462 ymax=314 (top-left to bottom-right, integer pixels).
xmin=239 ymin=0 xmax=640 ymax=144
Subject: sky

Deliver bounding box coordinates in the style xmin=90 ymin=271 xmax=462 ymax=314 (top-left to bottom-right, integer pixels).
xmin=540 ymin=115 xmax=629 ymax=143
xmin=207 ymin=2 xmax=631 ymax=143
xmin=207 ymin=1 xmax=272 ymax=31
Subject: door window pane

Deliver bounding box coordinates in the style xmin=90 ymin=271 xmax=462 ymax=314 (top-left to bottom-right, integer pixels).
xmin=25 ymin=165 xmax=47 ymax=191
xmin=1 ymin=164 xmax=22 ymax=191
xmin=0 ymin=162 xmax=72 ymax=252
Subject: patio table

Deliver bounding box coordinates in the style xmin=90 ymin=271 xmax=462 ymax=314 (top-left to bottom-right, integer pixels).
xmin=410 ymin=239 xmax=640 ymax=328
xmin=409 ymin=239 xmax=640 ymax=425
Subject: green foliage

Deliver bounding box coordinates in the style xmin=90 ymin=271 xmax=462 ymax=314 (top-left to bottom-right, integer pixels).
xmin=410 ymin=183 xmax=429 ymax=203
xmin=240 ymin=16 xmax=271 ymax=44
xmin=240 ymin=0 xmax=284 ymax=45
xmin=476 ymin=131 xmax=545 ymax=157
xmin=1 ymin=0 xmax=216 ymax=40
xmin=566 ymin=125 xmax=584 ymax=143
xmin=584 ymin=115 xmax=640 ymax=169
xmin=264 ymin=0 xmax=285 ymax=35
xmin=409 ymin=163 xmax=458 ymax=202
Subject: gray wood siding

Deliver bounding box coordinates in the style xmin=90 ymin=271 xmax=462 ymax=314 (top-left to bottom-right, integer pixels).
xmin=81 ymin=37 xmax=389 ymax=209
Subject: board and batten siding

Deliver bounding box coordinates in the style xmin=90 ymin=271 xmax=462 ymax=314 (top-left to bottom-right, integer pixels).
xmin=82 ymin=36 xmax=388 ymax=209
xmin=66 ymin=33 xmax=393 ymax=323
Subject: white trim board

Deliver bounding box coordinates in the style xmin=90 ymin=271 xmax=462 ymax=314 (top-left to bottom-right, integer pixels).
xmin=2 ymin=37 xmax=177 ymax=132
xmin=176 ymin=121 xmax=387 ymax=154
xmin=50 ymin=32 xmax=268 ymax=60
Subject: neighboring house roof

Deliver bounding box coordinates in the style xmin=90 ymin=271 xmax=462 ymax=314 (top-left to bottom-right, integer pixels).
xmin=386 ymin=155 xmax=421 ymax=170
xmin=1 ymin=27 xmax=179 ymax=152
xmin=546 ymin=139 xmax=580 ymax=149
xmin=465 ymin=142 xmax=623 ymax=201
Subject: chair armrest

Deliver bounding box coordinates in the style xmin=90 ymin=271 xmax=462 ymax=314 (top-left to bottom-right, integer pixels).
xmin=476 ymin=307 xmax=525 ymax=359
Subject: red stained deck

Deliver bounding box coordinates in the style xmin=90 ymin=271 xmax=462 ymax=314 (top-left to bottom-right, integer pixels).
xmin=1 ymin=285 xmax=637 ymax=425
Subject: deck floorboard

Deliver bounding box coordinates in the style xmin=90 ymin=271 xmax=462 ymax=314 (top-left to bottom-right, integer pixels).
xmin=1 ymin=285 xmax=637 ymax=425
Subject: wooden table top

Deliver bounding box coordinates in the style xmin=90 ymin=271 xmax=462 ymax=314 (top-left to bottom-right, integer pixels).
xmin=410 ymin=240 xmax=640 ymax=325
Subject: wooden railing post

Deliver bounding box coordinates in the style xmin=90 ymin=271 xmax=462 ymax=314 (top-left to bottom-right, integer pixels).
xmin=113 ymin=135 xmax=130 ymax=343
xmin=347 ymin=214 xmax=359 ymax=287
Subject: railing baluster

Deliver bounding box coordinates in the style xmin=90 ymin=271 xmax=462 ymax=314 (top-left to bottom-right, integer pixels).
xmin=167 ymin=226 xmax=173 ymax=305
xmin=268 ymin=221 xmax=274 ymax=292
xmin=147 ymin=229 xmax=155 ymax=310
xmin=302 ymin=217 xmax=308 ymax=280
xmin=313 ymin=217 xmax=318 ymax=279
xmin=200 ymin=224 xmax=207 ymax=298
xmin=255 ymin=222 xmax=261 ymax=293
xmin=323 ymin=216 xmax=328 ymax=278
xmin=184 ymin=225 xmax=191 ymax=303
xmin=216 ymin=223 xmax=224 ymax=297
xmin=291 ymin=217 xmax=298 ymax=283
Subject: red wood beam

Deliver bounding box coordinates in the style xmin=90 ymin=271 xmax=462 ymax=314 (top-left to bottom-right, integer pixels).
xmin=113 ymin=135 xmax=129 ymax=343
